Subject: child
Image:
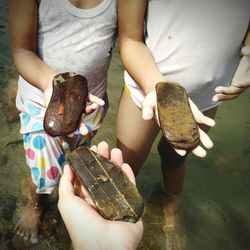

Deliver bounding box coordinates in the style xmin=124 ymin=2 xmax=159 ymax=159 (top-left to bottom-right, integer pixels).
xmin=9 ymin=0 xmax=117 ymax=244
xmin=117 ymin=0 xmax=250 ymax=248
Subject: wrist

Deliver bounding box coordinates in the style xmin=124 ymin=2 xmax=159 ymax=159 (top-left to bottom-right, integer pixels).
xmin=143 ymin=78 xmax=166 ymax=95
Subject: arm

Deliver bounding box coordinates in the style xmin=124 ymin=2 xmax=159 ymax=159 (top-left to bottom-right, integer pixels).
xmin=118 ymin=0 xmax=165 ymax=95
xmin=118 ymin=0 xmax=215 ymax=158
xmin=9 ymin=0 xmax=105 ymax=135
xmin=213 ymin=22 xmax=250 ymax=102
xmin=8 ymin=0 xmax=56 ymax=91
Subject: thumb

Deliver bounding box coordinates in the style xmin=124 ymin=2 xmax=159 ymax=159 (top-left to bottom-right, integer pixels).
xmin=59 ymin=164 xmax=75 ymax=199
xmin=141 ymin=91 xmax=156 ymax=120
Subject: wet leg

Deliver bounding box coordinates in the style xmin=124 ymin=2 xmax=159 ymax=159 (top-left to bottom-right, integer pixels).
xmin=158 ymin=137 xmax=187 ymax=250
xmin=14 ymin=179 xmax=49 ymax=244
xmin=159 ymin=107 xmax=217 ymax=249
xmin=116 ymin=90 xmax=159 ymax=175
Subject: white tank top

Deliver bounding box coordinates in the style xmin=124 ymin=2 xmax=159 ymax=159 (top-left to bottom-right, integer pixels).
xmin=125 ymin=0 xmax=250 ymax=111
xmin=18 ymin=0 xmax=117 ymax=102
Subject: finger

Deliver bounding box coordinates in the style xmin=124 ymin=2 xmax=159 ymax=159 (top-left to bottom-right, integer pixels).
xmin=191 ymin=145 xmax=206 ymax=158
xmin=141 ymin=91 xmax=156 ymax=120
xmin=110 ymin=148 xmax=123 ymax=167
xmin=174 ymin=148 xmax=187 ymax=156
xmin=196 ymin=114 xmax=216 ymax=127
xmin=59 ymin=165 xmax=75 ymax=199
xmin=154 ymin=108 xmax=160 ymax=126
xmin=90 ymin=144 xmax=97 ymax=152
xmin=233 ymin=82 xmax=250 ymax=88
xmin=198 ymin=128 xmax=213 ymax=149
xmin=97 ymin=141 xmax=109 ymax=159
xmin=84 ymin=195 xmax=96 ymax=208
xmin=189 ymin=101 xmax=215 ymax=127
xmin=88 ymin=93 xmax=105 ymax=106
xmin=142 ymin=106 xmax=154 ymax=120
xmin=79 ymin=122 xmax=89 ymax=135
xmin=67 ymin=132 xmax=75 ymax=137
xmin=85 ymin=103 xmax=98 ymax=114
xmin=241 ymin=46 xmax=250 ymax=56
xmin=121 ymin=163 xmax=136 ymax=185
xmin=79 ymin=184 xmax=93 ymax=202
xmin=214 ymin=86 xmax=244 ymax=95
xmin=212 ymin=93 xmax=239 ymax=102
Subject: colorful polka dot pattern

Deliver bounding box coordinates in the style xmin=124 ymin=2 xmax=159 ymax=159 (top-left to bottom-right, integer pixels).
xmin=47 ymin=167 xmax=59 ymax=180
xmin=26 ymin=148 xmax=35 ymax=160
xmin=17 ymin=94 xmax=107 ymax=193
xmin=21 ymin=113 xmax=30 ymax=126
xmin=33 ymin=135 xmax=46 ymax=150
xmin=27 ymin=103 xmax=42 ymax=116
xmin=23 ymin=133 xmax=66 ymax=193
xmin=31 ymin=122 xmax=43 ymax=131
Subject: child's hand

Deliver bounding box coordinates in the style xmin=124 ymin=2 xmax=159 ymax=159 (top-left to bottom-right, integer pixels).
xmin=141 ymin=91 xmax=215 ymax=158
xmin=212 ymin=55 xmax=250 ymax=102
xmin=77 ymin=93 xmax=105 ymax=136
xmin=85 ymin=93 xmax=105 ymax=114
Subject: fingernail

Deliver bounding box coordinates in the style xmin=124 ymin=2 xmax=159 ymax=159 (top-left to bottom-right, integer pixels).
xmin=80 ymin=127 xmax=88 ymax=135
xmin=215 ymin=87 xmax=223 ymax=93
xmin=142 ymin=111 xmax=151 ymax=120
xmin=212 ymin=96 xmax=218 ymax=102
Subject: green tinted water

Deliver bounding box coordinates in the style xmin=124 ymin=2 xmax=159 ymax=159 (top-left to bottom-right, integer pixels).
xmin=1 ymin=0 xmax=250 ymax=249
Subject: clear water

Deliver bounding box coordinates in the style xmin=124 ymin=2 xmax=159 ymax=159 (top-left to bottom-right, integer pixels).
xmin=1 ymin=1 xmax=250 ymax=249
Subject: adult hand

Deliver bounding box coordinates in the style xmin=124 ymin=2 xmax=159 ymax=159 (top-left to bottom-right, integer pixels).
xmin=58 ymin=141 xmax=143 ymax=250
xmin=212 ymin=55 xmax=250 ymax=102
xmin=141 ymin=91 xmax=215 ymax=158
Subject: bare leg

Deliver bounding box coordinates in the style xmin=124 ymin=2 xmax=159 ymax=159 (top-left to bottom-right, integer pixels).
xmin=159 ymin=107 xmax=218 ymax=250
xmin=14 ymin=178 xmax=49 ymax=244
xmin=116 ymin=90 xmax=159 ymax=175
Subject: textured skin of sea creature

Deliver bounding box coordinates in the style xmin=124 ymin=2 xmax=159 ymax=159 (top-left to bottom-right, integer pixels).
xmin=67 ymin=146 xmax=144 ymax=223
xmin=44 ymin=72 xmax=88 ymax=137
xmin=156 ymin=82 xmax=200 ymax=150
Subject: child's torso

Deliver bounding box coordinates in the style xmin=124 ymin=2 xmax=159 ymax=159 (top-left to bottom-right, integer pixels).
xmin=38 ymin=0 xmax=117 ymax=98
xmin=145 ymin=0 xmax=250 ymax=110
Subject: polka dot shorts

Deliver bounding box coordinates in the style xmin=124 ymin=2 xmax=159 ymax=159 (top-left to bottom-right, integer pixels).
xmin=16 ymin=92 xmax=108 ymax=194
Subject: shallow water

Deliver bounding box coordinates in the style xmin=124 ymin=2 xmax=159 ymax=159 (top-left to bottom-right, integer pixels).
xmin=1 ymin=1 xmax=250 ymax=249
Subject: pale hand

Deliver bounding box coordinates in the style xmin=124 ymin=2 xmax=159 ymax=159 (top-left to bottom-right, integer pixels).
xmin=141 ymin=91 xmax=215 ymax=158
xmin=58 ymin=141 xmax=143 ymax=250
xmin=212 ymin=55 xmax=250 ymax=102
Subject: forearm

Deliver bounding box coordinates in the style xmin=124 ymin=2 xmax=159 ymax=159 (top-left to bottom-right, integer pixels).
xmin=13 ymin=48 xmax=57 ymax=91
xmin=118 ymin=0 xmax=165 ymax=95
xmin=119 ymin=38 xmax=165 ymax=94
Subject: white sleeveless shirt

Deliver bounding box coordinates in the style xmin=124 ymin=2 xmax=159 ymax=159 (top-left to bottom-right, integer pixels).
xmin=125 ymin=0 xmax=250 ymax=111
xmin=18 ymin=0 xmax=117 ymax=103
